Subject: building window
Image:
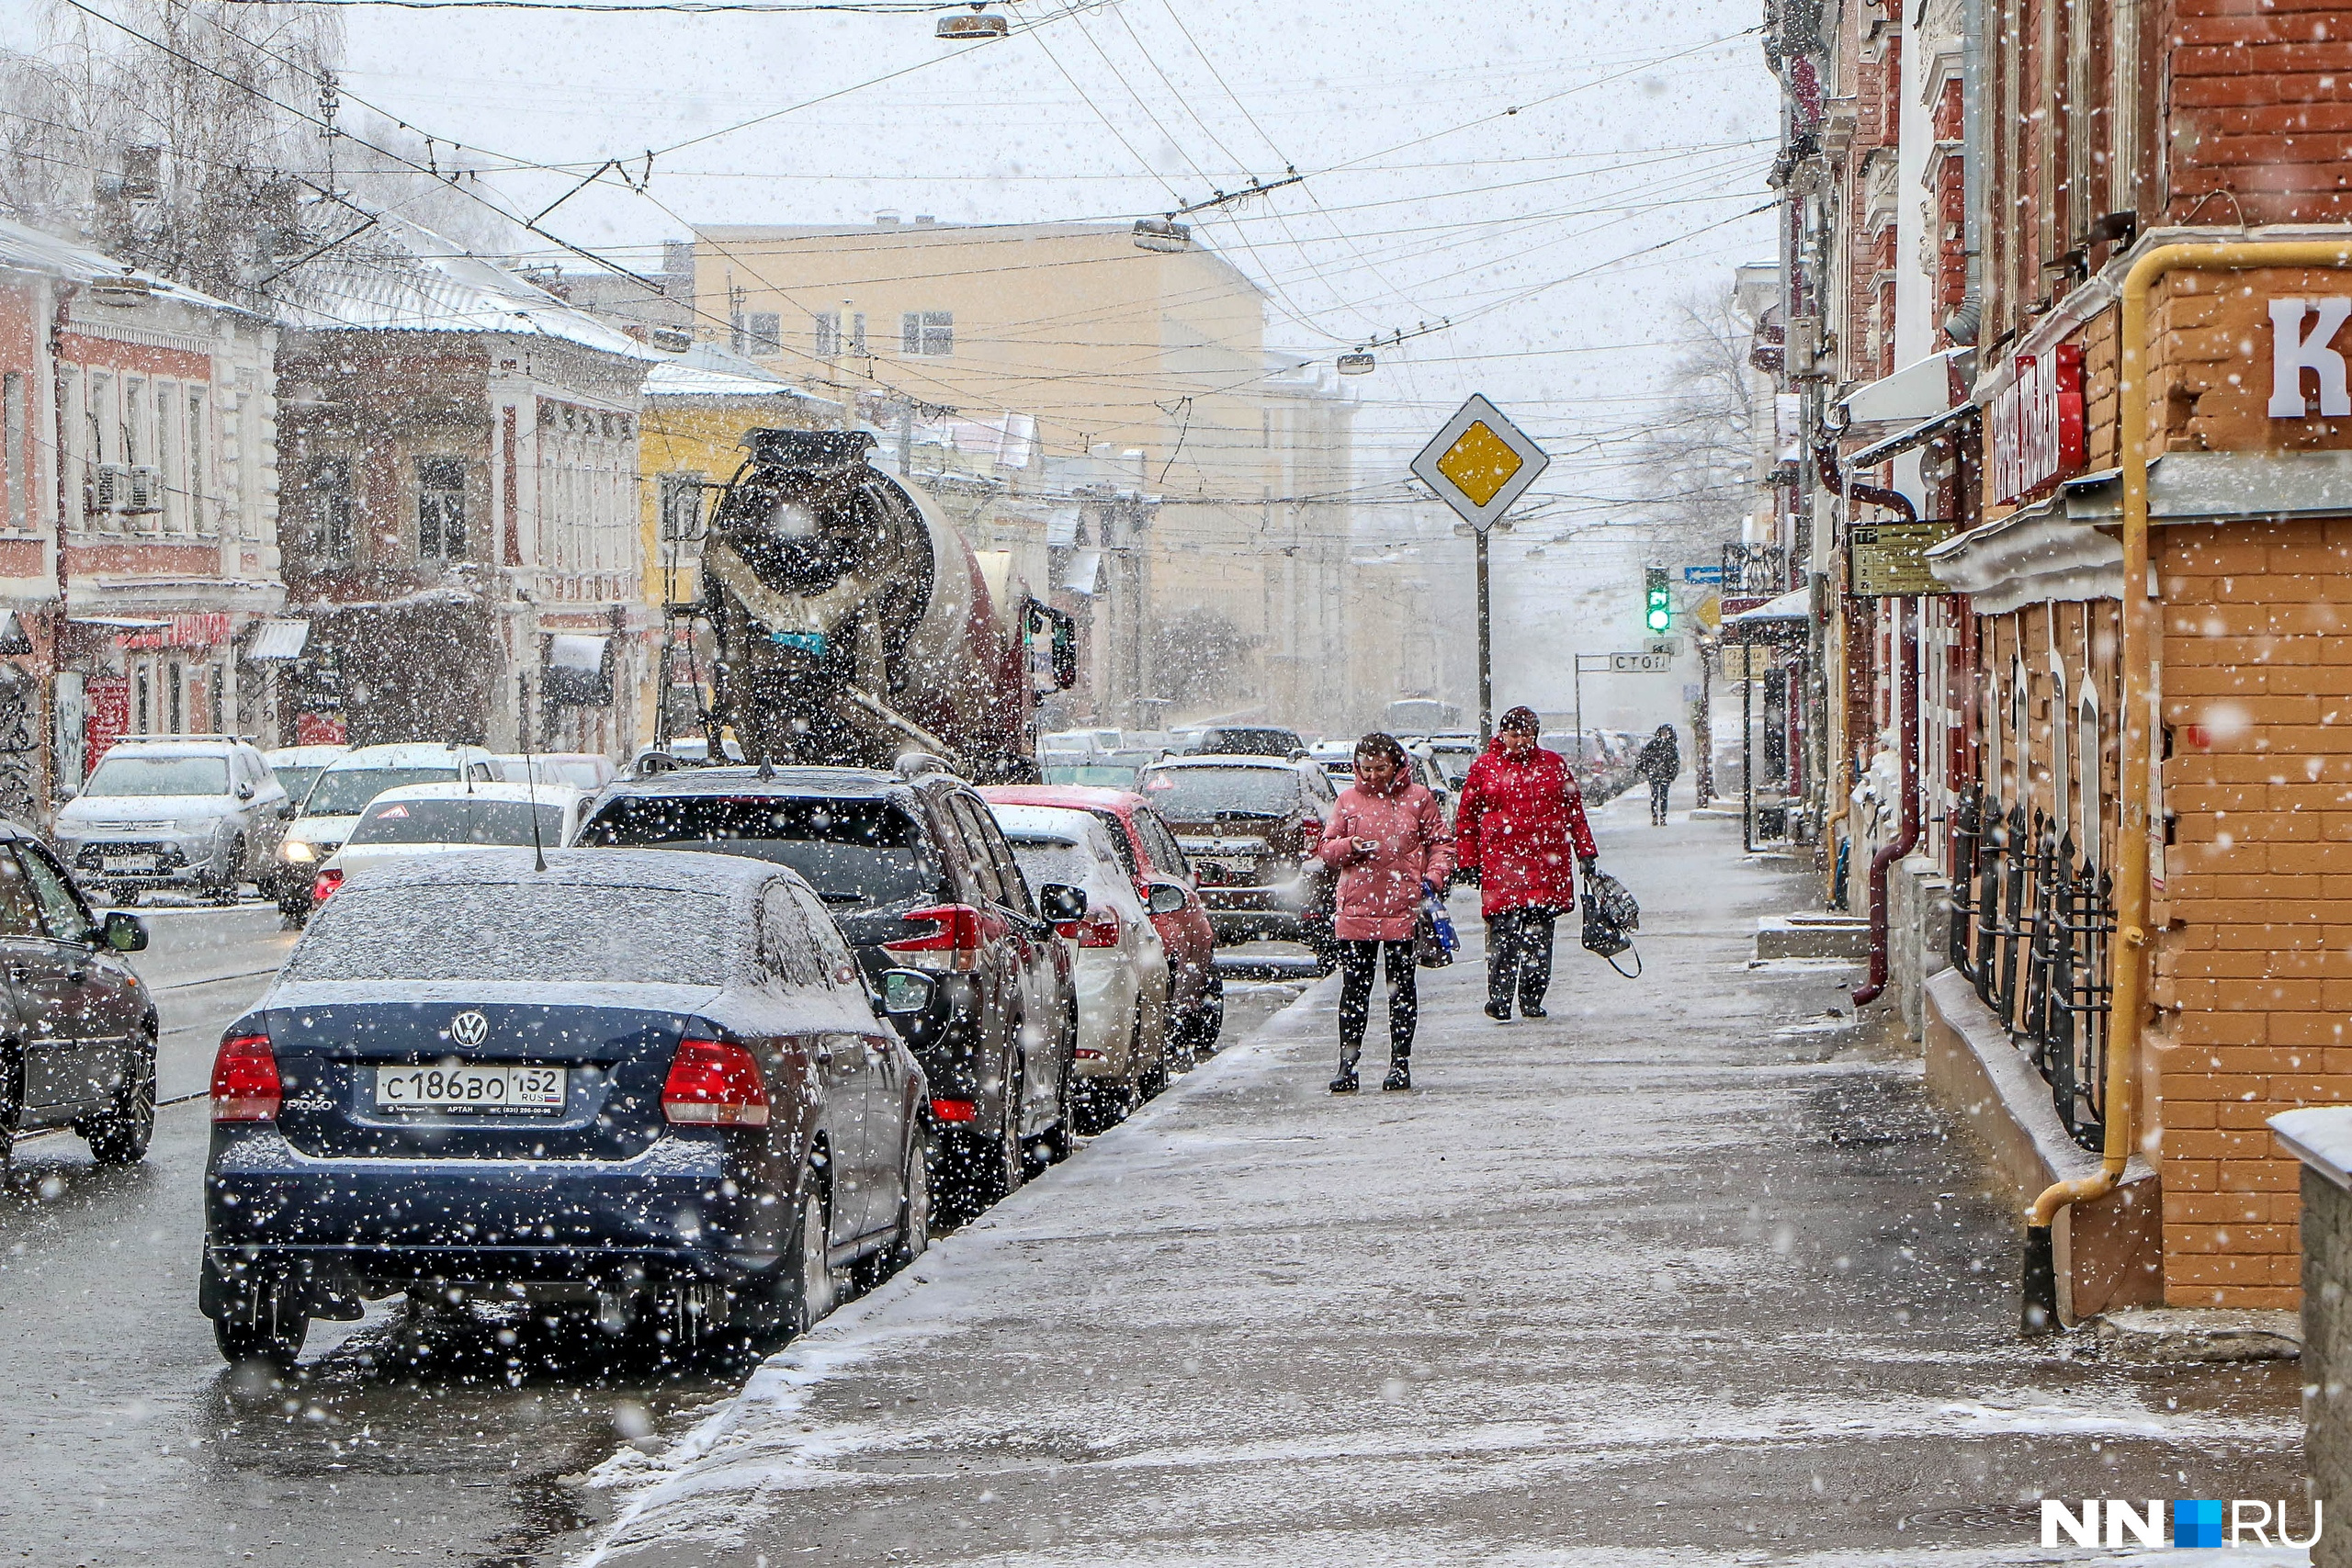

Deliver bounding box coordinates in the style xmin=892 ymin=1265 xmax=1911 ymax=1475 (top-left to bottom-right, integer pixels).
xmin=659 ymin=472 xmax=706 ymax=541
xmin=155 ymin=380 xmax=177 ymax=531
xmin=417 ymin=456 xmax=466 ymax=560
xmin=900 ymin=310 xmax=953 ymax=356
xmin=309 ymin=456 xmax=355 ymax=564
xmin=1 ymin=372 xmax=20 ymax=529
xmin=187 ymin=391 xmax=207 ymax=534
xmin=733 ymin=310 xmax=781 ymax=356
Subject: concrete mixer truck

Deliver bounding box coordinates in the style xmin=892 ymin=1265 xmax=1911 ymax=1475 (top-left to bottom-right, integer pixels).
xmin=686 ymin=428 xmax=1075 ymax=780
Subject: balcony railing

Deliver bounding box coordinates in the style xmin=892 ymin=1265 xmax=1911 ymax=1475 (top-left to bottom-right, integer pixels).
xmin=1945 ymin=785 xmax=2113 ymax=1151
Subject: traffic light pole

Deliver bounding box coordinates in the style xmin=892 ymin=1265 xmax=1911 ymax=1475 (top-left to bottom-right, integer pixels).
xmin=1476 ymin=527 xmax=1492 ymax=742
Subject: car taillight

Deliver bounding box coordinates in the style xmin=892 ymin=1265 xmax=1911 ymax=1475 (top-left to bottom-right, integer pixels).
xmin=311 ymin=867 xmax=345 ymax=905
xmin=885 ymin=904 xmax=985 ymax=973
xmin=661 ymin=1037 xmax=771 ymax=1126
xmin=1077 ymin=907 xmax=1123 ymax=948
xmin=1297 ymin=819 xmax=1323 ymax=855
xmin=210 ymin=1032 xmax=281 ymax=1122
xmin=929 ymin=1097 xmax=978 ymax=1122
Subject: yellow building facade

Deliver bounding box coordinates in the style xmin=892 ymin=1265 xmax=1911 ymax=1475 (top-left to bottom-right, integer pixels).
xmin=689 ymin=220 xmax=1388 ymax=730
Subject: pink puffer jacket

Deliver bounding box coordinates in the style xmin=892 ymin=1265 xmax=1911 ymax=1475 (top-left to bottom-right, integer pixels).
xmin=1315 ymin=779 xmax=1454 ymax=942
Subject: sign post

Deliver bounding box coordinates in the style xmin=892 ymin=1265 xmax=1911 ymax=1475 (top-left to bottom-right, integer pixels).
xmin=1410 ymin=395 xmax=1550 ymax=741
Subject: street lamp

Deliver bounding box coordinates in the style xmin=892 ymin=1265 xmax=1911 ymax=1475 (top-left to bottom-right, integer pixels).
xmin=1337 ymin=350 xmax=1375 ymax=375
xmin=936 ymin=4 xmax=1008 ymax=39
xmin=1133 ymin=217 xmax=1191 ymax=252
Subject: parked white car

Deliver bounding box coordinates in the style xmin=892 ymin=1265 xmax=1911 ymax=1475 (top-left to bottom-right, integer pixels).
xmin=310 ymin=782 xmax=588 ymax=908
xmin=56 ymin=736 xmax=289 ymax=904
xmin=990 ymin=801 xmax=1174 ymax=1133
xmin=272 ymin=743 xmax=496 ymax=924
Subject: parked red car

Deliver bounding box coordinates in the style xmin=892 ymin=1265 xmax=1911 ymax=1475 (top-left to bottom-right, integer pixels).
xmin=980 ymin=784 xmax=1224 ymax=1056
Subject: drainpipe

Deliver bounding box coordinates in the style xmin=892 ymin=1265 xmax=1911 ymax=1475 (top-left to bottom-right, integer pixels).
xmin=1945 ymin=0 xmax=1986 ymax=345
xmin=2020 ymin=240 xmax=2352 ymax=1334
xmin=1817 ymin=438 xmax=1919 ymax=918
xmin=1852 ymin=594 xmax=1919 ymax=1005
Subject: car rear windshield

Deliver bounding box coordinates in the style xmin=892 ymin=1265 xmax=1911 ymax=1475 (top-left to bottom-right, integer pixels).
xmin=85 ymin=755 xmax=229 ymax=797
xmin=577 ymin=795 xmax=936 ymax=906
xmin=1427 ymin=750 xmax=1475 ymax=786
xmin=347 ymin=798 xmax=567 ymax=847
xmin=287 ymin=883 xmax=730 ymax=987
xmin=306 ymin=766 xmax=458 ymax=816
xmin=1138 ymin=767 xmax=1298 ymax=819
xmin=1004 ymin=836 xmax=1092 ymax=892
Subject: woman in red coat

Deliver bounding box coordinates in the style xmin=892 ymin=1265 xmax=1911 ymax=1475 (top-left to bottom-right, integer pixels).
xmin=1314 ymin=732 xmax=1453 ymax=1092
xmin=1453 ymin=705 xmax=1597 ymax=1021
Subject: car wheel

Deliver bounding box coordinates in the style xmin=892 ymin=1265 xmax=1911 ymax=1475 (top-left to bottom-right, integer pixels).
xmin=940 ymin=1048 xmax=1026 ymax=1221
xmin=83 ymin=1046 xmax=155 ymax=1167
xmin=1196 ymin=972 xmax=1227 ymax=1055
xmin=212 ymin=1271 xmax=309 ymax=1371
xmin=784 ymin=1168 xmax=839 ymax=1337
xmin=0 ymin=1047 xmax=18 ymax=1168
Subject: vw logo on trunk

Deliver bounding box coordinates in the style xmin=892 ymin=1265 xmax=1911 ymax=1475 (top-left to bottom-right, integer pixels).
xmin=448 ymin=1010 xmax=490 ymax=1046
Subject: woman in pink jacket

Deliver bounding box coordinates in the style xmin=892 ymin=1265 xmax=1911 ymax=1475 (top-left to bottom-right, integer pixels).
xmin=1314 ymin=732 xmax=1453 ymax=1093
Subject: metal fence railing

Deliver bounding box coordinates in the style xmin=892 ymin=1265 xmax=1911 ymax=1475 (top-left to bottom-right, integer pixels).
xmin=1945 ymin=785 xmax=2113 ymax=1151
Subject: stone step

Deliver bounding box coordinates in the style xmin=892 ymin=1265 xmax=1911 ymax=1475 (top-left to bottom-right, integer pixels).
xmin=1755 ymin=913 xmax=1871 ymax=961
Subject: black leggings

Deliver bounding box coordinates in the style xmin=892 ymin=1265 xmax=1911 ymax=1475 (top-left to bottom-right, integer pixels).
xmin=1487 ymin=906 xmax=1557 ymax=1010
xmin=1338 ymin=939 xmax=1417 ymax=1068
xmin=1649 ymin=777 xmax=1672 ymax=821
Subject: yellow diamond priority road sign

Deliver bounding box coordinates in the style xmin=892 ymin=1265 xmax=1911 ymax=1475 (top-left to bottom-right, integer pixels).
xmin=1411 ymin=393 xmax=1549 ymax=532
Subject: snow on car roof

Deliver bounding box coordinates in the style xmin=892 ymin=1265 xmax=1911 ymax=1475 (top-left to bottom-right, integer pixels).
xmin=328 ymin=743 xmax=487 ymax=767
xmin=980 ymin=784 xmax=1144 ymax=811
xmin=1144 ymin=754 xmax=1304 ymax=771
xmin=345 ymin=846 xmax=787 ymax=899
xmin=605 ymin=765 xmax=906 ymax=799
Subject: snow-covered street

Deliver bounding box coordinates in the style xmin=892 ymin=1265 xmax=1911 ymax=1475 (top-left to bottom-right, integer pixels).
xmin=581 ymin=797 xmax=2307 ymax=1565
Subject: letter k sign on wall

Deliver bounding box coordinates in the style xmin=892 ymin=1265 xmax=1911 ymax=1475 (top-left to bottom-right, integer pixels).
xmin=2269 ymin=297 xmax=2352 ymax=418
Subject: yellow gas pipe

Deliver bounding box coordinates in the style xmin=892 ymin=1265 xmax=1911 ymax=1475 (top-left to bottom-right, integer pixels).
xmin=2021 ymin=241 xmax=2352 ymax=1331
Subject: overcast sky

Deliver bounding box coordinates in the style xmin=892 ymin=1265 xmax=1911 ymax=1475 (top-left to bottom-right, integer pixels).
xmin=25 ymin=0 xmax=1780 ymax=713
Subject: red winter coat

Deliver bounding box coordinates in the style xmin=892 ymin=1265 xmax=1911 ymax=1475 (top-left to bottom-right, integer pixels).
xmin=1453 ymin=739 xmax=1597 ymax=918
xmin=1315 ymin=778 xmax=1453 ymax=942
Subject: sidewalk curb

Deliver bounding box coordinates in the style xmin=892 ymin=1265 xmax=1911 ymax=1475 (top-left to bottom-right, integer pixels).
xmin=571 ymin=972 xmax=1341 ymax=1566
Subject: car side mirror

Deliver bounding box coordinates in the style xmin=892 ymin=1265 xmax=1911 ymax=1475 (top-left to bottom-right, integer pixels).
xmin=276 ymin=802 xmax=297 ymax=820
xmin=54 ymin=785 xmax=76 ymax=803
xmin=876 ymin=967 xmax=936 ymax=1017
xmin=1037 ymin=883 xmax=1088 ymax=922
xmin=1145 ymin=881 xmax=1187 ymax=916
xmin=101 ymin=910 xmax=147 ymax=953
xmin=236 ymin=782 xmax=255 ymax=800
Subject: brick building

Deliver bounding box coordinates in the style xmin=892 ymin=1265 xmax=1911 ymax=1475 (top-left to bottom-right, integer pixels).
xmin=0 ymin=215 xmax=283 ymax=824
xmin=1767 ymin=0 xmax=2352 ymax=1318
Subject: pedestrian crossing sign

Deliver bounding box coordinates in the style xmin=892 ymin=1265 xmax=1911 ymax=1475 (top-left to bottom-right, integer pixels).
xmin=1411 ymin=394 xmax=1550 ymax=532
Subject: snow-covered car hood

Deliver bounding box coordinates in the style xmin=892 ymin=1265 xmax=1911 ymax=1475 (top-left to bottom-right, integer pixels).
xmin=284 ymin=811 xmax=362 ymax=847
xmin=59 ymin=794 xmax=240 ymax=828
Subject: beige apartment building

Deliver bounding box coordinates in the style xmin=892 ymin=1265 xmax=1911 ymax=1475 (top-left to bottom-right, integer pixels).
xmin=690 ymin=218 xmax=1389 ymax=730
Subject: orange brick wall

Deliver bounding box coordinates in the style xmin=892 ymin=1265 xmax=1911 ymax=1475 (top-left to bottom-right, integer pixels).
xmin=2149 ymin=515 xmax=2352 ymax=1309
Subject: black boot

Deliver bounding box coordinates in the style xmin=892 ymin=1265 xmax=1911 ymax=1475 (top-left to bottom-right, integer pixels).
xmin=1520 ymin=997 xmax=1548 ymax=1020
xmin=1329 ymin=1066 xmax=1359 ymax=1093
xmin=1383 ymin=1058 xmax=1410 ymax=1091
xmin=1484 ymin=1000 xmax=1511 ymax=1022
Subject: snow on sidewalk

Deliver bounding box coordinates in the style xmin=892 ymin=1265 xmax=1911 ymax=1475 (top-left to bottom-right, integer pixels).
xmin=575 ymin=811 xmax=2305 ymax=1567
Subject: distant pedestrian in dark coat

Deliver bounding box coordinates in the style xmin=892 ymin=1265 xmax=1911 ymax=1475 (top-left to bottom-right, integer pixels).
xmin=1636 ymin=725 xmax=1682 ymax=826
xmin=1452 ymin=705 xmax=1597 ymax=1022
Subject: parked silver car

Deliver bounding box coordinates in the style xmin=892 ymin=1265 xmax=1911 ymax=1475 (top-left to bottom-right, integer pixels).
xmin=56 ymin=736 xmax=289 ymax=904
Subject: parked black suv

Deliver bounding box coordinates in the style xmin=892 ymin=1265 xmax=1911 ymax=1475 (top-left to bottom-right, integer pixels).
xmin=0 ymin=822 xmax=155 ymax=1164
xmin=575 ymin=760 xmax=1082 ymax=1219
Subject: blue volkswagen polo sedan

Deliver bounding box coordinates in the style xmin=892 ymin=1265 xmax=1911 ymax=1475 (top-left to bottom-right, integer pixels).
xmin=199 ymin=848 xmax=935 ymax=1368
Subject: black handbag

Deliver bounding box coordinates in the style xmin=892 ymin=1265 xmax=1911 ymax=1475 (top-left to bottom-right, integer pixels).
xmin=1579 ymin=865 xmax=1642 ymax=977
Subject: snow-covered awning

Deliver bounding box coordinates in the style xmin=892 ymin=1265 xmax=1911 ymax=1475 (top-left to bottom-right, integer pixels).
xmin=0 ymin=611 xmax=29 ymax=656
xmin=1838 ymin=347 xmax=1972 ymax=425
xmin=549 ymin=634 xmax=608 ymax=671
xmin=1046 ymin=508 xmax=1081 ymax=547
xmin=1061 ymin=548 xmax=1102 ymax=596
xmin=70 ymin=616 xmax=169 ymax=630
xmin=1725 ymin=589 xmax=1810 ymax=623
xmin=245 ymin=619 xmax=311 ymax=660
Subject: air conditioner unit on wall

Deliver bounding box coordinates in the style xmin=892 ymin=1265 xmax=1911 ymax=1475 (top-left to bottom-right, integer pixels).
xmin=90 ymin=463 xmax=130 ymax=513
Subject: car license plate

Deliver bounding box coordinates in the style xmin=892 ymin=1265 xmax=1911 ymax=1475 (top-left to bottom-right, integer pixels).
xmin=101 ymin=855 xmax=157 ymax=874
xmin=374 ymin=1064 xmax=566 ymax=1113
